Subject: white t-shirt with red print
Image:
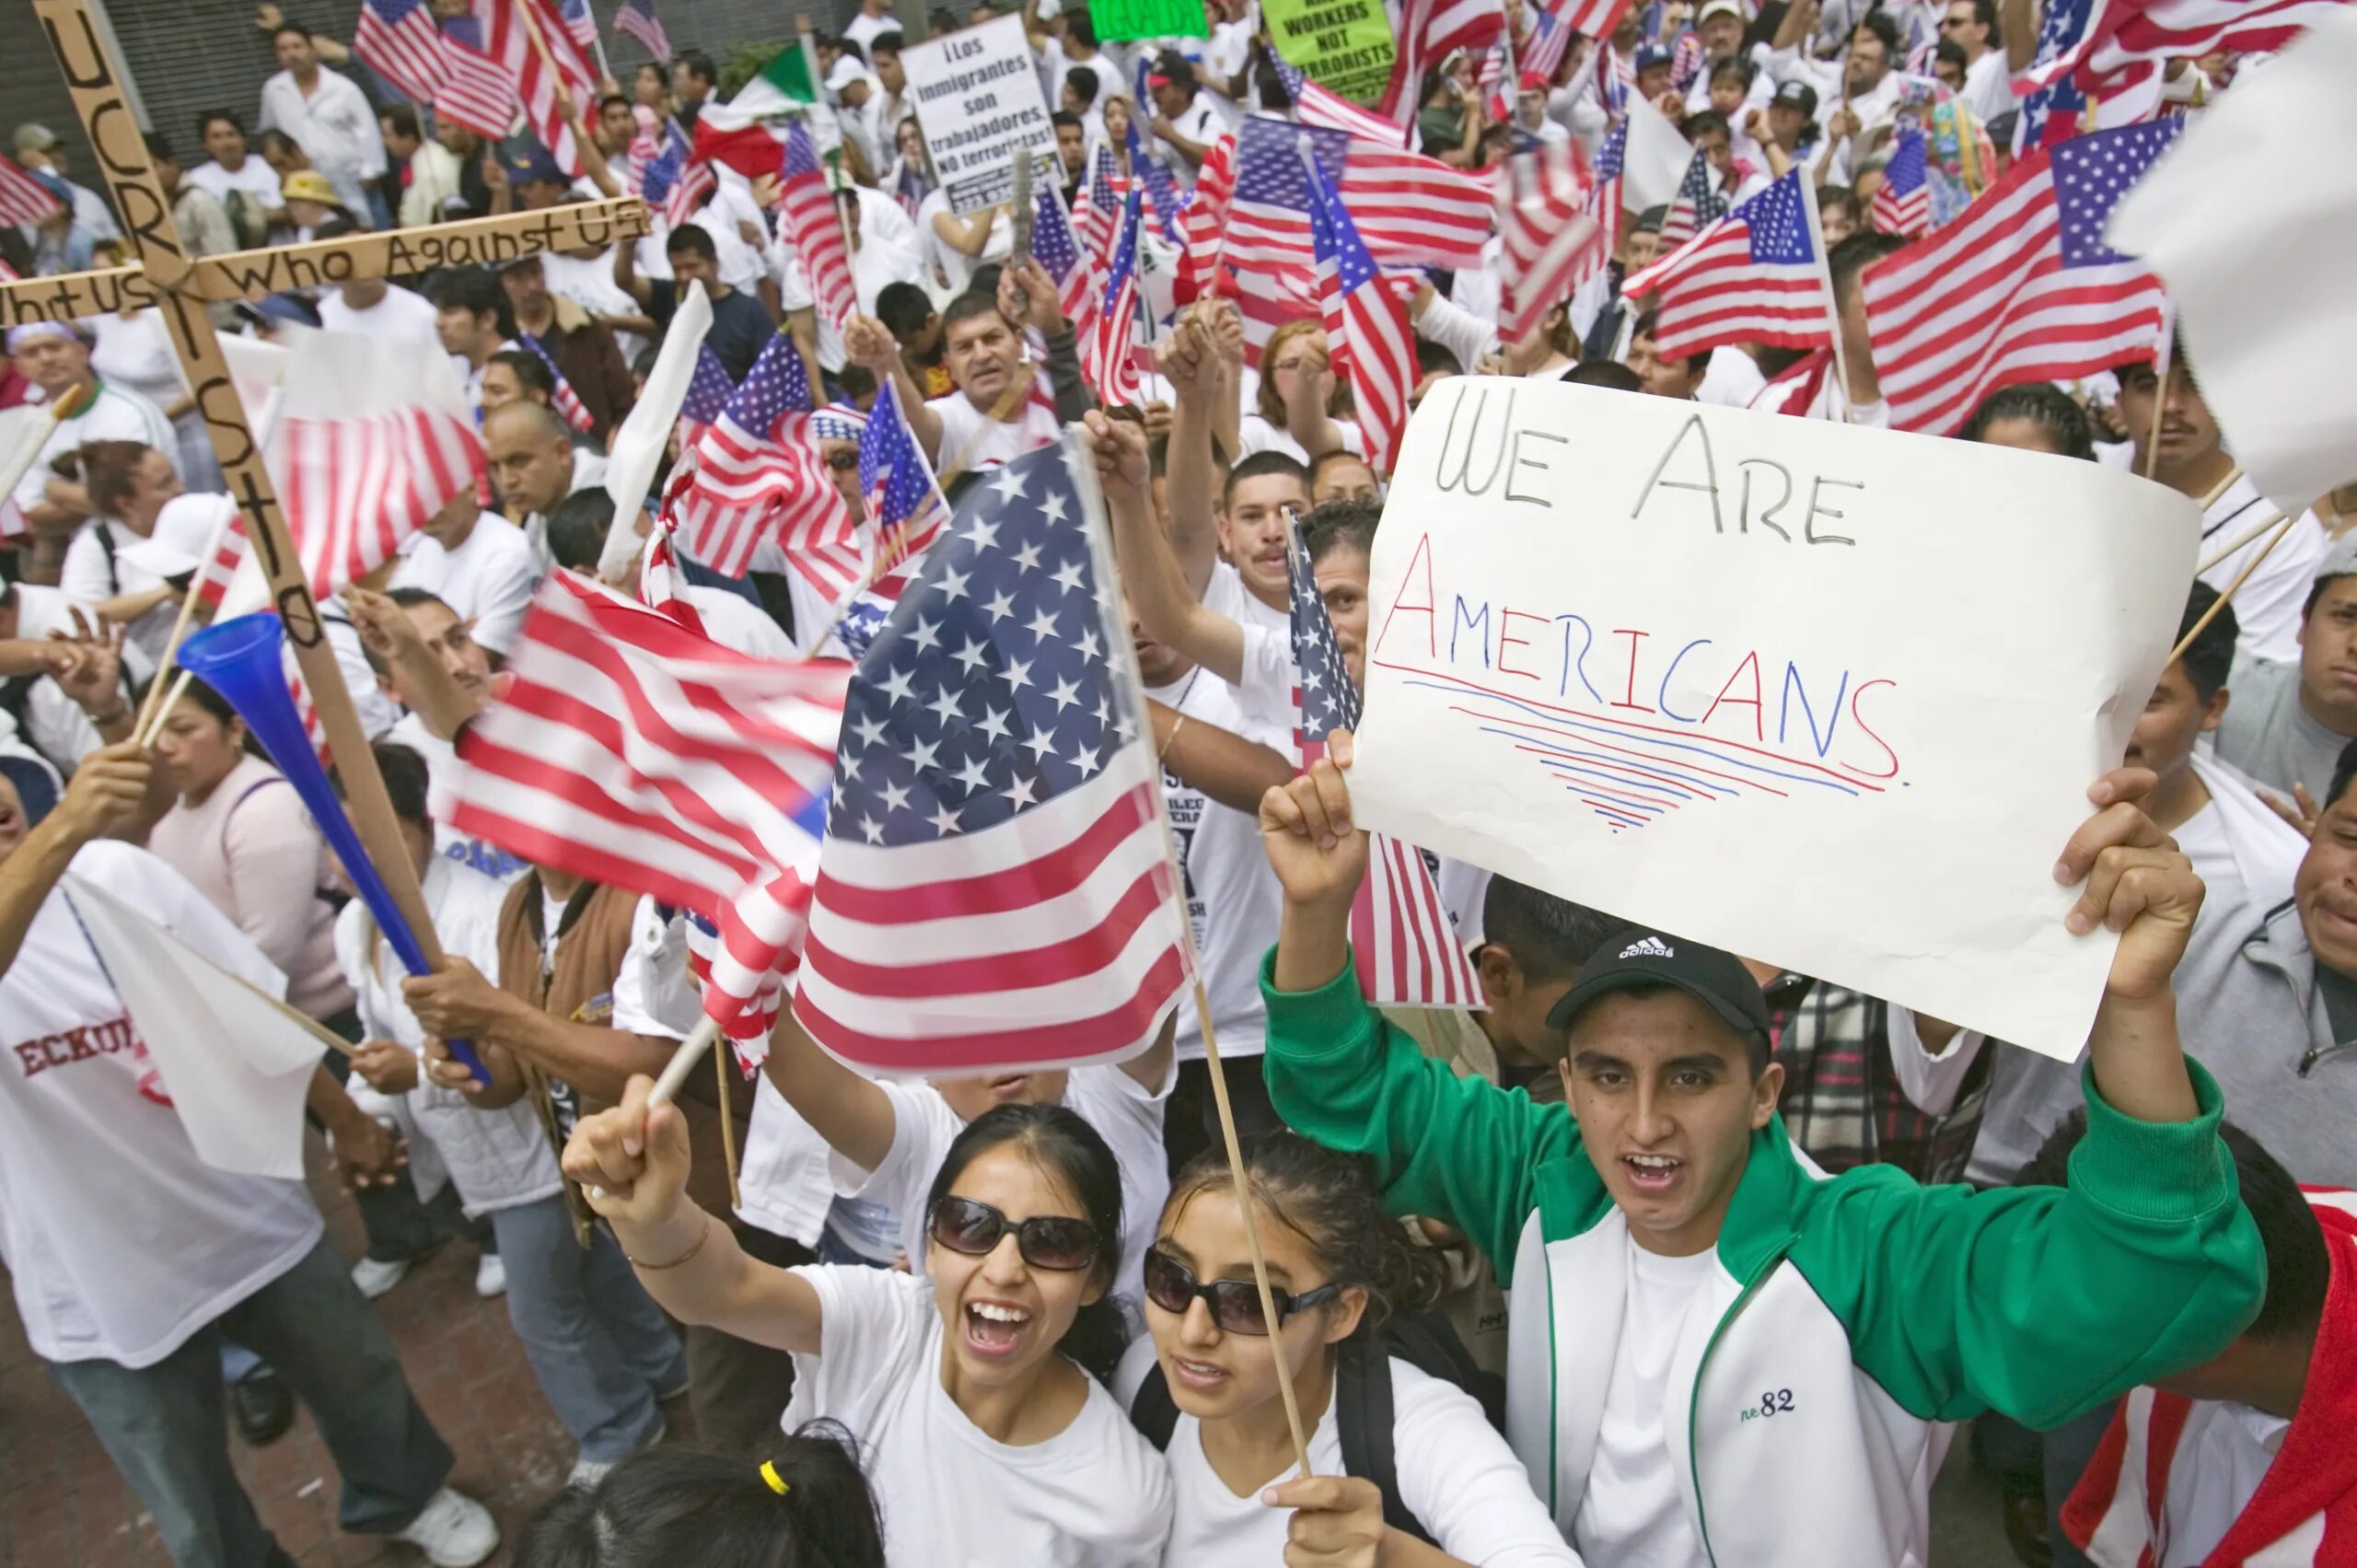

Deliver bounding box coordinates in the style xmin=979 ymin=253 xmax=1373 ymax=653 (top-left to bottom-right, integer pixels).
xmin=0 ymin=841 xmax=321 ymax=1367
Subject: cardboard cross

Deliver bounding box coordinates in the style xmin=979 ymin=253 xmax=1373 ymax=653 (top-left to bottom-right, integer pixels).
xmin=7 ymin=0 xmax=650 ymax=995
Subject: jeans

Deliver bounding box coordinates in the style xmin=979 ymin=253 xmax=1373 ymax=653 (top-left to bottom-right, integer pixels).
xmin=490 ymin=1195 xmax=686 ymax=1463
xmin=1975 ymin=1401 xmax=2120 ymax=1568
xmin=45 ymin=1237 xmax=452 ymax=1568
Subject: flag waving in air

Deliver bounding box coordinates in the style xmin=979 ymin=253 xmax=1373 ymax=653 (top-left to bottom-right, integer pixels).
xmin=616 ymin=0 xmax=670 ymax=57
xmin=1872 ymin=123 xmax=1932 ymax=238
xmin=780 ymin=118 xmax=856 ymax=329
xmin=1088 ymin=189 xmax=1147 ymax=409
xmin=1622 ymin=168 xmax=1831 ymax=362
xmin=1303 ymin=156 xmax=1413 ymax=474
xmin=793 ymin=440 xmax=1190 ymax=1076
xmin=355 ymin=0 xmax=451 ymax=105
xmin=675 ymin=331 xmax=853 ymax=584
xmin=1500 ymin=142 xmax=1607 ymax=343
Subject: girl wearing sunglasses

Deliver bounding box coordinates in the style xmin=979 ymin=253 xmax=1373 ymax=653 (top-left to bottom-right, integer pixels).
xmin=564 ymin=1084 xmax=1171 ymax=1566
xmin=1117 ymin=1133 xmax=1576 ymax=1566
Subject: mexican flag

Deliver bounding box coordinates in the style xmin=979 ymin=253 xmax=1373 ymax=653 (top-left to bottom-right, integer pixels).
xmin=693 ymin=35 xmax=828 ymax=179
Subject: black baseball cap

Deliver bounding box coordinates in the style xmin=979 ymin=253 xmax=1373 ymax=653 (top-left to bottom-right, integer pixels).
xmin=1545 ymin=928 xmax=1772 ymax=1046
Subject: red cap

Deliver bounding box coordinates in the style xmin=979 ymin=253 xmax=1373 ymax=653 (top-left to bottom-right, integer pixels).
xmin=1519 ymin=68 xmax=1551 ymax=92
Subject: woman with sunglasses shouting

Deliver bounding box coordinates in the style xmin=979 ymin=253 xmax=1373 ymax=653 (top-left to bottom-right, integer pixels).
xmin=563 ymin=1080 xmax=1172 ymax=1567
xmin=1117 ymin=1134 xmax=1580 ymax=1567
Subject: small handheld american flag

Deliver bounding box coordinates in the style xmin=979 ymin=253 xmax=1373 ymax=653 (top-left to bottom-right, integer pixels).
xmin=511 ymin=331 xmax=597 ymax=436
xmin=1871 ymin=125 xmax=1931 ymax=238
xmin=616 ymin=0 xmax=671 ymax=60
xmin=355 ymin=0 xmax=451 ymax=106
xmin=1622 ymin=168 xmax=1831 ymax=362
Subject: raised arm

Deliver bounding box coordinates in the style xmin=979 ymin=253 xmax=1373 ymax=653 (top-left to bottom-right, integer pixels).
xmin=761 ymin=1010 xmax=900 ymax=1176
xmin=612 ymin=234 xmax=655 ymax=308
xmin=346 ymin=586 xmax=480 ymax=738
xmin=1150 ymin=700 xmax=1295 ymax=816
xmin=844 ymin=313 xmax=945 ymax=462
xmin=564 ymin=1074 xmax=826 ymax=1353
xmin=0 ymin=742 xmax=146 ymax=980
xmin=1158 ymin=313 xmax=1225 ymax=596
xmin=1085 ymin=408 xmax=1246 ymax=684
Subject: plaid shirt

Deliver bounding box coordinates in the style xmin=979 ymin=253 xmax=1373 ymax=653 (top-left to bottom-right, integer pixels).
xmin=1765 ymin=973 xmax=1991 ymax=1186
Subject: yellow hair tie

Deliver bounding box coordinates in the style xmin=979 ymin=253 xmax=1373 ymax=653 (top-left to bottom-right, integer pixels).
xmin=761 ymin=1460 xmax=790 ymax=1496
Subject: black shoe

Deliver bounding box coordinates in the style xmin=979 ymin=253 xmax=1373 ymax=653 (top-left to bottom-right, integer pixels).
xmin=2000 ymin=1484 xmax=2053 ymax=1568
xmin=230 ymin=1365 xmax=296 ymax=1447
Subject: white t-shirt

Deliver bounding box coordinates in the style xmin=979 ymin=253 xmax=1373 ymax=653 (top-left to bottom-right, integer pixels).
xmin=1573 ymin=1237 xmax=1718 ymax=1566
xmin=915 ymin=185 xmax=1015 ymax=296
xmin=1235 ymin=412 xmax=1364 ymax=465
xmin=782 ymin=1265 xmax=1173 ymax=1567
xmin=188 ymin=157 xmax=283 ymax=210
xmin=0 ymin=841 xmax=323 ymax=1367
xmin=389 ymin=512 xmax=543 ymax=656
xmin=842 ymin=9 xmax=897 ymax=52
xmin=1116 ymin=1340 xmax=1580 ymax=1566
xmin=59 ymin=517 xmax=175 ymax=667
xmin=2155 ymin=1400 xmax=2287 ymax=1568
xmin=385 ymin=711 xmax=528 ymax=882
xmin=87 ymin=309 xmax=189 ymax=413
xmin=7 ymin=381 xmax=173 ymax=520
xmin=737 ymin=1069 xmax=845 ymax=1249
xmin=930 ymin=389 xmax=1061 ymax=474
xmin=1698 ymin=345 xmax=1768 ymax=409
xmin=830 ymin=1064 xmax=1173 ymax=1323
xmin=317 ymin=285 xmax=444 ymax=354
xmin=2200 ymin=473 xmax=2325 ymax=666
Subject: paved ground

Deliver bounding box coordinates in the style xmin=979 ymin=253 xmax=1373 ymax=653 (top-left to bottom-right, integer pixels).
xmin=1 ymin=1131 xmax=2033 ymax=1567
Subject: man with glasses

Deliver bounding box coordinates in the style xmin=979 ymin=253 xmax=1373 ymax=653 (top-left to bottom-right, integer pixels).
xmin=1939 ymin=0 xmax=2015 ymax=123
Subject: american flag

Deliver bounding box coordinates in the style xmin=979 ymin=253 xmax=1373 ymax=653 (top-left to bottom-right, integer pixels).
xmin=675 ymin=331 xmax=853 ymax=584
xmin=2079 ymin=0 xmax=2346 ymax=128
xmin=1378 ymin=0 xmax=1509 ymax=121
xmin=1127 ymin=58 xmax=1188 ymax=245
xmin=0 ymin=158 xmax=61 ymax=226
xmin=1272 ymin=58 xmax=1407 ymax=147
xmin=1173 ymin=132 xmax=1235 ymax=305
xmin=1288 ymin=527 xmax=1485 ymax=1009
xmin=1562 ymin=0 xmax=1642 ymax=48
xmin=1656 ymin=145 xmax=1727 ymax=248
xmin=1305 ymin=157 xmax=1412 ymax=474
xmin=1863 ymin=119 xmax=2180 ymax=436
xmin=557 ymin=0 xmax=598 ymax=50
xmin=355 ymin=0 xmax=451 ymax=105
xmin=1589 ymin=117 xmax=1629 ymax=258
xmin=781 ymin=119 xmax=856 ymax=328
xmin=1088 ymin=190 xmax=1147 ymax=408
xmin=511 ymin=331 xmax=597 ymax=435
xmin=677 ymin=343 xmax=734 ymax=442
xmin=1872 ymin=124 xmax=1931 ymax=237
xmin=792 ymin=440 xmax=1190 ymax=1075
xmin=436 ymin=14 xmax=520 ymax=140
xmin=1074 ymin=143 xmax=1121 ymax=261
xmin=616 ymin=0 xmax=671 ymax=60
xmin=638 ymin=116 xmax=714 ymax=227
xmin=858 ymin=377 xmax=950 ymax=593
xmin=447 ymin=572 xmax=849 ymax=1053
xmin=1030 ymin=173 xmax=1099 ymax=344
xmin=480 ymin=0 xmax=598 ymax=177
xmin=638 ymin=510 xmax=707 ymax=635
xmin=1623 ymin=168 xmax=1829 ymax=361
xmin=1500 ymin=142 xmax=1607 ymax=343
xmin=1521 ymin=6 xmax=1576 ymax=86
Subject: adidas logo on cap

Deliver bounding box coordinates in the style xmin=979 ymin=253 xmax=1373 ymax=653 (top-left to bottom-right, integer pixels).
xmin=1620 ymin=935 xmax=1676 ymax=960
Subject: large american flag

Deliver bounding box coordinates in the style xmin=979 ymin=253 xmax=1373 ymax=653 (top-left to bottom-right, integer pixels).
xmin=793 ymin=441 xmax=1190 ymax=1075
xmin=1289 ymin=527 xmax=1485 ymax=1009
xmin=2014 ymin=0 xmax=2099 ymax=146
xmin=1074 ymin=143 xmax=1121 ymax=261
xmin=1622 ymin=168 xmax=1829 ymax=361
xmin=1272 ymin=58 xmax=1407 ymax=147
xmin=616 ymin=0 xmax=671 ymax=59
xmin=447 ymin=573 xmax=849 ymax=1053
xmin=436 ymin=14 xmax=520 ymax=141
xmin=1656 ymin=145 xmax=1728 ymax=248
xmin=638 ymin=115 xmax=714 ymax=227
xmin=1863 ymin=119 xmax=2180 ymax=436
xmin=480 ymin=0 xmax=598 ymax=177
xmin=1378 ymin=0 xmax=1509 ymax=121
xmin=675 ymin=332 xmax=853 ymax=584
xmin=2021 ymin=0 xmax=2342 ymax=139
xmin=1872 ymin=123 xmax=1932 ymax=238
xmin=1087 ymin=189 xmax=1147 ymax=408
xmin=1500 ymin=141 xmax=1607 ymax=343
xmin=781 ymin=119 xmax=856 ymax=328
xmin=1305 ymin=157 xmax=1412 ymax=474
xmin=355 ymin=0 xmax=450 ymax=105
xmin=0 ymin=158 xmax=61 ymax=226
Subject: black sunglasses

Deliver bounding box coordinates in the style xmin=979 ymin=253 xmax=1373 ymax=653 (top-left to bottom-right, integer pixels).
xmin=928 ymin=1196 xmax=1102 ymax=1272
xmin=1142 ymin=1247 xmax=1341 ymax=1336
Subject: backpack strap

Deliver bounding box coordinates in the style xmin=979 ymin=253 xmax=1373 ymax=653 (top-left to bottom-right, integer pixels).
xmin=1335 ymin=1333 xmax=1432 ymax=1546
xmin=1126 ymin=1362 xmax=1182 ymax=1451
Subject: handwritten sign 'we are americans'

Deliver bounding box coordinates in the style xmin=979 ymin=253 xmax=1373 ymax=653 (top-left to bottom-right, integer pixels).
xmin=1347 ymin=379 xmax=2199 ymax=1060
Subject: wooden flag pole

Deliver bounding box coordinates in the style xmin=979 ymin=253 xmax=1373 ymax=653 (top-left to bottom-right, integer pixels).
xmin=2199 ymin=465 xmax=2246 ymax=512
xmin=2196 ymin=507 xmax=2286 ymax=576
xmin=0 ymin=380 xmax=90 ymax=504
xmin=647 ymin=1018 xmax=740 ymax=1208
xmin=2167 ymin=513 xmax=2299 ymax=666
xmin=129 ymin=500 xmax=241 ymax=743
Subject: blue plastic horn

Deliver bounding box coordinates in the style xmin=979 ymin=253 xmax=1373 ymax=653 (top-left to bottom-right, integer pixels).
xmin=175 ymin=613 xmax=489 ymax=1086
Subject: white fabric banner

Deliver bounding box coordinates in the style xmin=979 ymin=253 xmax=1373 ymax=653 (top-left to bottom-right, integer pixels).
xmin=1347 ymin=380 xmax=2199 ymax=1060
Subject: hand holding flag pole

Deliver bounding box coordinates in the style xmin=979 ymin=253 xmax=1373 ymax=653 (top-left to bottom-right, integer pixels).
xmin=0 ymin=380 xmax=90 ymax=505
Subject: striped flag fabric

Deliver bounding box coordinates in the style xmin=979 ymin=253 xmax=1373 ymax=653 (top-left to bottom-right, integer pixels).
xmin=447 ymin=572 xmax=850 ymax=1051
xmin=1871 ymin=123 xmax=1932 ymax=237
xmin=1074 ymin=143 xmax=1121 ymax=261
xmin=780 ymin=119 xmax=856 ymax=328
xmin=1520 ymin=4 xmax=1576 ymax=84
xmin=676 ymin=332 xmax=855 ymax=585
xmin=355 ymin=0 xmax=451 ymax=105
xmin=1304 ymin=157 xmax=1412 ymax=474
xmin=480 ymin=0 xmax=597 ymax=177
xmin=1088 ymin=190 xmax=1147 ymax=408
xmin=2080 ymin=0 xmax=2350 ymax=127
xmin=637 ymin=510 xmax=708 ymax=635
xmin=616 ymin=0 xmax=671 ymax=59
xmin=1030 ymin=172 xmax=1100 ymax=345
xmin=436 ymin=13 xmax=520 ymax=140
xmin=1377 ymin=0 xmax=1509 ymax=121
xmin=1862 ymin=119 xmax=2180 ymax=436
xmin=792 ymin=439 xmax=1190 ymax=1075
xmin=510 ymin=332 xmax=597 ymax=435
xmin=1589 ymin=117 xmax=1629 ymax=258
xmin=0 ymin=158 xmax=62 ymax=226
xmin=1622 ymin=168 xmax=1830 ymax=361
xmin=1500 ymin=142 xmax=1607 ymax=343
xmin=1173 ymin=132 xmax=1235 ymax=305
xmin=1271 ymin=58 xmax=1407 ymax=147
xmin=638 ymin=116 xmax=714 ymax=227
xmin=854 ymin=377 xmax=949 ymax=602
xmin=1656 ymin=145 xmax=1727 ymax=248
xmin=557 ymin=0 xmax=598 ymax=51
xmin=1288 ymin=525 xmax=1484 ymax=1009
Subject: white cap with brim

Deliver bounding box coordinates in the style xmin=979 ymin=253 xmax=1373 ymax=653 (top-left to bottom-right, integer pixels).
xmin=1698 ymin=0 xmax=1745 ymax=22
xmin=121 ymin=492 xmax=237 ymax=581
xmin=825 ymin=56 xmax=870 ymax=93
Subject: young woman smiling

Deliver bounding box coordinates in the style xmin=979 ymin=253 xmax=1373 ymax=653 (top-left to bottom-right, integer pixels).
xmin=563 ymin=1086 xmax=1172 ymax=1567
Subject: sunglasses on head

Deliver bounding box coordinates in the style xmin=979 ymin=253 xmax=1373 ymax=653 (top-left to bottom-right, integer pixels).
xmin=1142 ymin=1248 xmax=1341 ymax=1336
xmin=927 ymin=1195 xmax=1102 ymax=1272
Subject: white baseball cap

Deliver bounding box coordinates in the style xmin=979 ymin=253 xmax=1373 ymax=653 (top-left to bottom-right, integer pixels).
xmin=121 ymin=493 xmax=237 ymax=581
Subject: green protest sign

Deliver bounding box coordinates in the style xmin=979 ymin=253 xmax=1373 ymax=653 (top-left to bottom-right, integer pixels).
xmin=1091 ymin=0 xmax=1212 ymax=41
xmin=1262 ymin=0 xmax=1396 ymax=104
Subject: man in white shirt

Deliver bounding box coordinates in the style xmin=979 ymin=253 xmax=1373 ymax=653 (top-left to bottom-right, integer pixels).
xmin=5 ymin=323 xmax=173 ymax=561
xmin=842 ymin=276 xmax=1089 ymax=472
xmin=0 ymin=745 xmax=500 ymax=1568
xmin=1940 ymin=0 xmax=2016 ymax=123
xmin=380 ymin=104 xmax=463 ymax=231
xmin=312 ymin=217 xmax=445 ymax=349
xmin=189 ymin=110 xmax=286 ymax=247
xmin=11 ymin=124 xmax=120 ymax=242
xmin=429 ymin=267 xmax=507 ymax=415
xmin=841 ymin=0 xmax=899 ymax=55
xmin=389 ymin=494 xmax=543 ymax=659
xmin=482 ymin=401 xmax=609 ymax=573
xmin=1145 ymin=52 xmax=1225 ymax=180
xmin=1772 ymin=13 xmax=1907 ymax=184
xmin=257 ymin=24 xmax=388 ymax=223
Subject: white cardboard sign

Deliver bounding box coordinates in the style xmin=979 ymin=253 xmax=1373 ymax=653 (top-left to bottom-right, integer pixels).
xmin=1347 ymin=379 xmax=2200 ymax=1061
xmin=902 ymin=15 xmax=1059 ymax=215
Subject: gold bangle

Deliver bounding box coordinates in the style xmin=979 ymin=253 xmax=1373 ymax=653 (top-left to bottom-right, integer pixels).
xmin=1159 ymin=713 xmax=1187 ymax=762
xmin=623 ymin=1217 xmax=709 ymax=1271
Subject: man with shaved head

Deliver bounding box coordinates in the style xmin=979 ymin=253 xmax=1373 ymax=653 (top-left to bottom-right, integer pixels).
xmin=481 ymin=401 xmax=606 ymax=575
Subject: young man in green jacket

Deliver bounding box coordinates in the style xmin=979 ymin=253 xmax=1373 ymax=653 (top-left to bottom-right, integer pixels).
xmin=1256 ymin=732 xmax=2265 ymax=1568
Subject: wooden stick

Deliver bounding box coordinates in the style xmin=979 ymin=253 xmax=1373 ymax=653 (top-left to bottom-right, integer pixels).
xmin=2199 ymin=465 xmax=2246 ymax=512
xmin=0 ymin=384 xmax=87 ymax=505
xmin=129 ymin=502 xmax=241 ymax=743
xmin=648 ymin=1014 xmax=721 ymax=1106
xmin=2196 ymin=507 xmax=2285 ymax=576
xmin=713 ymin=1025 xmax=742 ymax=1211
xmin=2168 ymin=514 xmax=2298 ymax=665
xmin=136 ymin=668 xmax=192 ymax=750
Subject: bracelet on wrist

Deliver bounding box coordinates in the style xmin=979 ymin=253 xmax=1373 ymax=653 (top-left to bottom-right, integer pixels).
xmin=623 ymin=1215 xmax=711 ymax=1271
